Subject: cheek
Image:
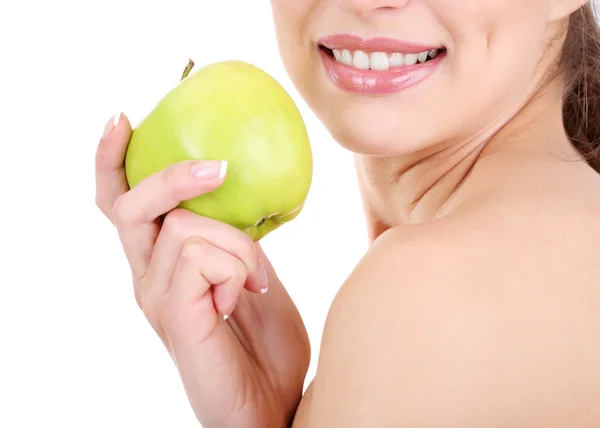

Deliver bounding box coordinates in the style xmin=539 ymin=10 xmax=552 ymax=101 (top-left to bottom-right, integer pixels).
xmin=270 ymin=0 xmax=297 ymax=56
xmin=270 ymin=1 xmax=317 ymax=93
xmin=432 ymin=0 xmax=552 ymax=121
xmin=433 ymin=0 xmax=550 ymax=63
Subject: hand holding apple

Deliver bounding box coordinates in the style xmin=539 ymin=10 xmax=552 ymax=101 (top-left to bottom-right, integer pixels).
xmin=95 ymin=104 xmax=312 ymax=427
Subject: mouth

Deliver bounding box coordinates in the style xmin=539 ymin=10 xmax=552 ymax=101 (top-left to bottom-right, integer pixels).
xmin=318 ymin=46 xmax=445 ymax=71
xmin=316 ymin=34 xmax=446 ymax=95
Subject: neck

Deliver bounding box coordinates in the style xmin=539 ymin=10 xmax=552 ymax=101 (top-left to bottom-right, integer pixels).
xmin=355 ymin=75 xmax=578 ymax=243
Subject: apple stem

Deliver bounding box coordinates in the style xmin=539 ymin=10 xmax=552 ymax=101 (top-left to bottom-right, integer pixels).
xmin=181 ymin=59 xmax=195 ymax=81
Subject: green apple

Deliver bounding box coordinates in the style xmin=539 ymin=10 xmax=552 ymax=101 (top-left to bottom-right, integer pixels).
xmin=124 ymin=59 xmax=313 ymax=241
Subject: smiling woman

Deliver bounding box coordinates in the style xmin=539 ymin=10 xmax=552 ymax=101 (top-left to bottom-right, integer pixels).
xmin=94 ymin=0 xmax=600 ymax=427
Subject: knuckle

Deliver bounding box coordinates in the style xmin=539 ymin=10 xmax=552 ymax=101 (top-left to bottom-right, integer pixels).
xmin=111 ymin=194 xmax=132 ymax=226
xmin=231 ymin=258 xmax=248 ymax=283
xmin=180 ymin=237 xmax=209 ymax=263
xmin=161 ymin=162 xmax=183 ymax=190
xmin=161 ymin=209 xmax=189 ymax=241
xmin=232 ymin=233 xmax=258 ymax=268
xmin=95 ymin=194 xmax=106 ymax=213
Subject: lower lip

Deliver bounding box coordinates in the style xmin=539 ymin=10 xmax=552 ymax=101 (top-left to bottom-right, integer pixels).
xmin=319 ymin=48 xmax=445 ymax=95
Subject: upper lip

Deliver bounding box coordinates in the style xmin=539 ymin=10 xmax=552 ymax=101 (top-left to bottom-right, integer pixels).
xmin=318 ymin=33 xmax=443 ymax=54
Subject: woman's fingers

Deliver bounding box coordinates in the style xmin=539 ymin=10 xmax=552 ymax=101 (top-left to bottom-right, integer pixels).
xmin=95 ymin=113 xmax=132 ymax=224
xmin=143 ymin=208 xmax=268 ymax=299
xmin=112 ymin=159 xmax=227 ymax=281
xmin=163 ymin=238 xmax=248 ymax=343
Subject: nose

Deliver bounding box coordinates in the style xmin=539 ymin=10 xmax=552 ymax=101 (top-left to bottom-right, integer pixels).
xmin=339 ymin=0 xmax=409 ymax=17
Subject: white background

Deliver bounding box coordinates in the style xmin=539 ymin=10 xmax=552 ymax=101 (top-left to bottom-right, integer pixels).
xmin=0 ymin=1 xmax=368 ymax=427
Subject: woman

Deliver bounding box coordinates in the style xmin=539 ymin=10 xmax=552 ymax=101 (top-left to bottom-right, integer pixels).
xmin=95 ymin=1 xmax=600 ymax=427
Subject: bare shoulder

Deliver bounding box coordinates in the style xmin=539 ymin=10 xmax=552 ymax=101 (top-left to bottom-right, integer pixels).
xmin=302 ymin=218 xmax=600 ymax=428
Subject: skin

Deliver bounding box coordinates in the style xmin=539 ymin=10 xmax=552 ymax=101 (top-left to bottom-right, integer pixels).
xmin=95 ymin=0 xmax=600 ymax=427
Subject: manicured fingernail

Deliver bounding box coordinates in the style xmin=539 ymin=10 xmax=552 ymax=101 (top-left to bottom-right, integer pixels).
xmin=102 ymin=112 xmax=121 ymax=139
xmin=258 ymin=260 xmax=268 ymax=293
xmin=191 ymin=160 xmax=227 ymax=179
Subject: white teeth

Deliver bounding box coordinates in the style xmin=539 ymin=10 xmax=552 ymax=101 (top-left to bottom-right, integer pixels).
xmin=331 ymin=48 xmax=441 ymax=69
xmin=404 ymin=53 xmax=418 ymax=66
xmin=352 ymin=50 xmax=370 ymax=69
xmin=389 ymin=53 xmax=405 ymax=67
xmin=341 ymin=49 xmax=353 ymax=65
xmin=370 ymin=52 xmax=389 ymax=70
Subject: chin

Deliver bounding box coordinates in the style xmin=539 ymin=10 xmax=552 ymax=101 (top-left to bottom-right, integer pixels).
xmin=307 ymin=89 xmax=451 ymax=156
xmin=325 ymin=115 xmax=433 ymax=156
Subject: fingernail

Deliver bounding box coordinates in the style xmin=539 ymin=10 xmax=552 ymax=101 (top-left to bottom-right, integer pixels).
xmin=258 ymin=260 xmax=268 ymax=294
xmin=102 ymin=112 xmax=121 ymax=139
xmin=191 ymin=160 xmax=227 ymax=179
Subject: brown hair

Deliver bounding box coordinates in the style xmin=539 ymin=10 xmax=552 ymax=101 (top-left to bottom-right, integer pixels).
xmin=563 ymin=2 xmax=600 ymax=172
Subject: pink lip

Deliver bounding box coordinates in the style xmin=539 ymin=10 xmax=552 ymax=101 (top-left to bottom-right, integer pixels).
xmin=318 ymin=34 xmax=442 ymax=55
xmin=318 ymin=46 xmax=445 ymax=95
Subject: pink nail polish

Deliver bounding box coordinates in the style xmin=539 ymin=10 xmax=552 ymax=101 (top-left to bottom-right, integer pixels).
xmin=190 ymin=160 xmax=228 ymax=179
xmin=258 ymin=261 xmax=268 ymax=293
xmin=102 ymin=112 xmax=121 ymax=139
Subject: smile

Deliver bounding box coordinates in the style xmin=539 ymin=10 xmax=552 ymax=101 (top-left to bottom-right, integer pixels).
xmin=318 ymin=34 xmax=446 ymax=95
xmin=329 ymin=48 xmax=441 ymax=70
